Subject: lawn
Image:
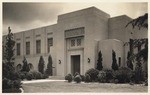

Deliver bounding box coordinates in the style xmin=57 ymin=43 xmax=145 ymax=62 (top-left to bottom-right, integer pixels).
xmin=22 ymin=80 xmax=148 ymax=93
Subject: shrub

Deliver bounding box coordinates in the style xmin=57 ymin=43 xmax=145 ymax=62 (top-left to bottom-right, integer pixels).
xmin=26 ymin=73 xmax=33 ymax=80
xmin=74 ymin=75 xmax=82 ymax=83
xmin=45 ymin=55 xmax=53 ymax=76
xmin=13 ymin=80 xmax=22 ymax=89
xmin=10 ymin=72 xmax=21 ymax=80
xmin=80 ymin=75 xmax=85 ymax=81
xmin=38 ymin=56 xmax=45 ymax=74
xmin=65 ymin=74 xmax=73 ymax=82
xmin=2 ymin=78 xmax=22 ymax=91
xmin=96 ymin=51 xmax=103 ymax=70
xmin=21 ymin=57 xmax=30 ymax=72
xmin=29 ymin=70 xmax=43 ymax=79
xmin=43 ymin=74 xmax=49 ymax=79
xmin=74 ymin=72 xmax=80 ymax=77
xmin=134 ymin=61 xmax=145 ymax=83
xmin=2 ymin=88 xmax=21 ymax=93
xmin=85 ymin=68 xmax=99 ymax=82
xmin=103 ymin=69 xmax=114 ymax=82
xmin=127 ymin=51 xmax=133 ymax=70
xmin=97 ymin=71 xmax=106 ymax=83
xmin=85 ymin=74 xmax=91 ymax=82
xmin=19 ymin=73 xmax=26 ymax=80
xmin=113 ymin=67 xmax=133 ymax=83
xmin=111 ymin=50 xmax=118 ymax=71
xmin=3 ymin=78 xmax=11 ymax=89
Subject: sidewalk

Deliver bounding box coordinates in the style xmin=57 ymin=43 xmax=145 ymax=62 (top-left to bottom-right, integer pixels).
xmin=22 ymin=79 xmax=66 ymax=84
xmin=22 ymin=76 xmax=65 ymax=84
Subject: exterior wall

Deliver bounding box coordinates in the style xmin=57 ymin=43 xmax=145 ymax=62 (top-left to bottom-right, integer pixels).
xmin=99 ymin=39 xmax=124 ymax=69
xmin=13 ymin=25 xmax=57 ymax=75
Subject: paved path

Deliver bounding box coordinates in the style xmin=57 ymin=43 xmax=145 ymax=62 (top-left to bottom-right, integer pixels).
xmin=22 ymin=79 xmax=65 ymax=84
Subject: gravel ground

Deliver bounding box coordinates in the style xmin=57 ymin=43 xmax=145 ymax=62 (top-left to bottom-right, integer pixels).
xmin=22 ymin=80 xmax=148 ymax=93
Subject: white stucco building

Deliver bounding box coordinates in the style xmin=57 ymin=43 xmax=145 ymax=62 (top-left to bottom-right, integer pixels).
xmin=3 ymin=7 xmax=148 ymax=76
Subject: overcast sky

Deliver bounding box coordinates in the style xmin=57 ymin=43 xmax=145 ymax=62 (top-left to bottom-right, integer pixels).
xmin=3 ymin=2 xmax=148 ymax=35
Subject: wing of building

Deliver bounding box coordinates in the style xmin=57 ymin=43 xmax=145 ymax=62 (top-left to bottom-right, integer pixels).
xmin=3 ymin=7 xmax=148 ymax=76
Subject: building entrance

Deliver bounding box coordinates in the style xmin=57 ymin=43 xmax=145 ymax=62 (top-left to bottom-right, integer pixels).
xmin=71 ymin=55 xmax=80 ymax=75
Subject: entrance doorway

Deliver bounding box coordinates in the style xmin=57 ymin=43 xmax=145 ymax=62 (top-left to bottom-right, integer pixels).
xmin=71 ymin=55 xmax=80 ymax=75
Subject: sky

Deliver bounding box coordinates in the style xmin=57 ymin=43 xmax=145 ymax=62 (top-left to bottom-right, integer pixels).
xmin=3 ymin=2 xmax=148 ymax=35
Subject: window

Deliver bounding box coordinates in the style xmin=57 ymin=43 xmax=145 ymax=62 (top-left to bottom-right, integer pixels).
xmin=70 ymin=37 xmax=83 ymax=47
xmin=47 ymin=38 xmax=53 ymax=53
xmin=77 ymin=39 xmax=81 ymax=46
xmin=16 ymin=43 xmax=21 ymax=55
xmin=71 ymin=39 xmax=75 ymax=47
xmin=26 ymin=42 xmax=30 ymax=55
xmin=36 ymin=40 xmax=41 ymax=54
xmin=118 ymin=57 xmax=121 ymax=67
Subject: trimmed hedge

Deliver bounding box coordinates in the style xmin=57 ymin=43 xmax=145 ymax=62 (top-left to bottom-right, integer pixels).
xmin=74 ymin=75 xmax=82 ymax=83
xmin=65 ymin=74 xmax=73 ymax=82
xmin=113 ymin=67 xmax=134 ymax=83
xmin=97 ymin=71 xmax=106 ymax=83
xmin=85 ymin=74 xmax=91 ymax=82
xmin=80 ymin=75 xmax=85 ymax=82
xmin=85 ymin=68 xmax=99 ymax=82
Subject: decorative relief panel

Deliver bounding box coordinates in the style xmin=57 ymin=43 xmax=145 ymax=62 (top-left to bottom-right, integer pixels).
xmin=47 ymin=32 xmax=53 ymax=35
xmin=65 ymin=27 xmax=85 ymax=38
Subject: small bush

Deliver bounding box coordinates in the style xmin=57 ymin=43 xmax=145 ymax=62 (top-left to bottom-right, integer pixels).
xmin=85 ymin=74 xmax=91 ymax=82
xmin=97 ymin=71 xmax=106 ymax=83
xmin=9 ymin=72 xmax=21 ymax=80
xmin=26 ymin=73 xmax=33 ymax=80
xmin=74 ymin=72 xmax=80 ymax=77
xmin=113 ymin=67 xmax=133 ymax=83
xmin=13 ymin=80 xmax=22 ymax=89
xmin=85 ymin=68 xmax=99 ymax=82
xmin=74 ymin=75 xmax=82 ymax=83
xmin=3 ymin=78 xmax=11 ymax=89
xmin=65 ymin=74 xmax=73 ymax=82
xmin=29 ymin=70 xmax=43 ymax=79
xmin=104 ymin=69 xmax=114 ymax=82
xmin=43 ymin=74 xmax=49 ymax=79
xmin=2 ymin=78 xmax=22 ymax=92
xmin=80 ymin=75 xmax=85 ymax=81
xmin=19 ymin=73 xmax=26 ymax=80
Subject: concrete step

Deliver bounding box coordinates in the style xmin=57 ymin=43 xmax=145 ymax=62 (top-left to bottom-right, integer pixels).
xmin=48 ymin=76 xmax=65 ymax=80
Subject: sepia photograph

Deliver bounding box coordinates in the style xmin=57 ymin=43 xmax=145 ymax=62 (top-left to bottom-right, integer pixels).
xmin=2 ymin=2 xmax=148 ymax=93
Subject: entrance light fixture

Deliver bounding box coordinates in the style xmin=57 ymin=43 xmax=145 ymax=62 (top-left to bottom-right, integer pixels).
xmin=88 ymin=58 xmax=90 ymax=63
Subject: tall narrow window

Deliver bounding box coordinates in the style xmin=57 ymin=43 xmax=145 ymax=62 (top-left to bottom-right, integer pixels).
xmin=26 ymin=42 xmax=30 ymax=55
xmin=118 ymin=57 xmax=121 ymax=67
xmin=36 ymin=40 xmax=41 ymax=54
xmin=47 ymin=38 xmax=53 ymax=53
xmin=71 ymin=39 xmax=75 ymax=47
xmin=16 ymin=43 xmax=21 ymax=56
xmin=77 ymin=38 xmax=81 ymax=46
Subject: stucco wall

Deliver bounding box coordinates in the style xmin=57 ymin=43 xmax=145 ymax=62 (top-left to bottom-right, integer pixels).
xmin=99 ymin=39 xmax=124 ymax=69
xmin=57 ymin=7 xmax=110 ymax=76
xmin=13 ymin=25 xmax=57 ymax=75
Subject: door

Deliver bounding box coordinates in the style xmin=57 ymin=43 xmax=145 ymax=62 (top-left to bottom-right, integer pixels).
xmin=71 ymin=55 xmax=80 ymax=75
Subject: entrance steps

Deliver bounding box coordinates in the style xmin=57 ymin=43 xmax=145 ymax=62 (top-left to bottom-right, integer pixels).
xmin=48 ymin=76 xmax=65 ymax=80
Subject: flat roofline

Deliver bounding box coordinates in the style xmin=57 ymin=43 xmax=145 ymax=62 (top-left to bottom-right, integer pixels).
xmin=13 ymin=24 xmax=57 ymax=35
xmin=110 ymin=15 xmax=133 ymax=20
xmin=58 ymin=6 xmax=110 ymax=20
